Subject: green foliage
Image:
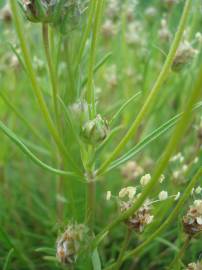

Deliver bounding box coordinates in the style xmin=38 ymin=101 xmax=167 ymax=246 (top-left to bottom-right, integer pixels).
xmin=0 ymin=0 xmax=202 ymax=269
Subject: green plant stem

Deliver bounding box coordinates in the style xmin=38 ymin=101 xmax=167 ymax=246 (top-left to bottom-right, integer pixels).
xmin=105 ymin=168 xmax=202 ymax=269
xmin=168 ymin=235 xmax=192 ymax=269
xmin=9 ymin=0 xmax=80 ymax=172
xmin=86 ymin=177 xmax=96 ymax=230
xmin=86 ymin=0 xmax=104 ymax=118
xmin=92 ymin=52 xmax=202 ymax=249
xmin=75 ymin=0 xmax=97 ymax=70
xmin=114 ymin=228 xmax=131 ymax=270
xmin=42 ymin=23 xmax=60 ymax=129
xmin=96 ymin=0 xmax=192 ymax=176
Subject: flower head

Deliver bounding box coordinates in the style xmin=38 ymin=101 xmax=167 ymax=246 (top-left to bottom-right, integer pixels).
xmin=183 ymin=200 xmax=202 ymax=235
xmin=81 ymin=115 xmax=109 ymax=145
xmin=56 ymin=223 xmax=89 ymax=265
xmin=121 ymin=161 xmax=143 ymax=181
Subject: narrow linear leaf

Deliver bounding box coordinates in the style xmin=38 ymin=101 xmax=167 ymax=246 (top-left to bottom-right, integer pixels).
xmin=108 ymin=116 xmax=178 ymax=172
xmin=110 ymin=91 xmax=141 ymax=125
xmin=107 ymin=101 xmax=202 ymax=172
xmin=81 ymin=52 xmax=112 ymax=88
xmin=92 ymin=248 xmax=102 ymax=270
xmin=8 ymin=42 xmax=27 ymax=72
xmin=3 ymin=248 xmax=14 ymax=270
xmin=0 ymin=121 xmax=84 ymax=181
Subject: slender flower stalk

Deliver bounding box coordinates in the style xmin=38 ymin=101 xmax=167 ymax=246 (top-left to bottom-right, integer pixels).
xmin=42 ymin=23 xmax=60 ymax=129
xmin=92 ymin=54 xmax=202 ymax=250
xmin=9 ymin=0 xmax=81 ymax=172
xmin=114 ymin=228 xmax=131 ymax=270
xmin=104 ymin=168 xmax=202 ymax=269
xmin=168 ymin=235 xmax=192 ymax=269
xmin=86 ymin=0 xmax=104 ymax=119
xmin=75 ymin=0 xmax=97 ymax=70
xmin=96 ymin=0 xmax=192 ymax=176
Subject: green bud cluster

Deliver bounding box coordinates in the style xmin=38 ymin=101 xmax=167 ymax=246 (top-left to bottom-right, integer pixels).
xmin=81 ymin=114 xmax=109 ymax=146
xmin=19 ymin=0 xmax=88 ymax=33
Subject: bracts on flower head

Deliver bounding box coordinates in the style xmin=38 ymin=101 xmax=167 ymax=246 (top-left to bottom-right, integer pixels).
xmin=121 ymin=199 xmax=153 ymax=232
xmin=56 ymin=223 xmax=89 ymax=265
xmin=183 ymin=200 xmax=202 ymax=235
xmin=19 ymin=0 xmax=88 ymax=34
xmin=81 ymin=114 xmax=110 ymax=145
xmin=185 ymin=261 xmax=202 ymax=270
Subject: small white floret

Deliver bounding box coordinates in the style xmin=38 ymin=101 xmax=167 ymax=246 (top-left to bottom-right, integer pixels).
xmin=158 ymin=191 xmax=168 ymax=201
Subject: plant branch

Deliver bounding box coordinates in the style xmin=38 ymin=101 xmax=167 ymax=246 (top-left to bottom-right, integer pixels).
xmin=42 ymin=23 xmax=60 ymax=129
xmin=92 ymin=51 xmax=202 ymax=250
xmin=96 ymin=0 xmax=192 ymax=176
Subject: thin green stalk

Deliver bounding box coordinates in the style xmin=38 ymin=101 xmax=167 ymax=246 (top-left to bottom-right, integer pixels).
xmin=92 ymin=54 xmax=202 ymax=249
xmin=105 ymin=168 xmax=202 ymax=268
xmin=10 ymin=0 xmax=58 ymax=147
xmin=96 ymin=0 xmax=192 ymax=176
xmin=114 ymin=229 xmax=131 ymax=270
xmin=42 ymin=23 xmax=60 ymax=129
xmin=86 ymin=176 xmax=96 ymax=230
xmin=168 ymin=235 xmax=192 ymax=269
xmin=75 ymin=0 xmax=97 ymax=69
xmin=9 ymin=0 xmax=81 ymax=172
xmin=86 ymin=0 xmax=104 ymax=118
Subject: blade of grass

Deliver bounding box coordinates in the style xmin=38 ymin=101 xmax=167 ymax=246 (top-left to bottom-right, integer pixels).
xmin=81 ymin=52 xmax=112 ymax=88
xmin=110 ymin=91 xmax=141 ymax=125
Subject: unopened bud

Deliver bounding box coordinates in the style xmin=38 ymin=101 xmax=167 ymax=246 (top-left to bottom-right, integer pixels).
xmin=81 ymin=115 xmax=109 ymax=145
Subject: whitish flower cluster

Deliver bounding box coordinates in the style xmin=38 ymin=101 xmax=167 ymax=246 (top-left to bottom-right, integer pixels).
xmin=164 ymin=0 xmax=179 ymax=8
xmin=106 ymin=172 xmax=180 ymax=232
xmin=183 ymin=200 xmax=202 ymax=235
xmin=144 ymin=6 xmax=157 ymax=20
xmin=170 ymin=152 xmax=184 ymax=163
xmin=195 ymin=32 xmax=202 ymax=45
xmin=172 ymin=41 xmax=198 ymax=72
xmin=56 ymin=224 xmax=88 ymax=265
xmin=185 ymin=262 xmax=202 ymax=270
xmin=126 ymin=21 xmax=145 ymax=48
xmin=158 ymin=19 xmax=171 ymax=43
xmin=170 ymin=152 xmax=189 ymax=185
xmin=121 ymin=161 xmax=143 ymax=181
xmin=0 ymin=3 xmax=12 ymax=23
xmin=104 ymin=65 xmax=118 ymax=90
xmin=101 ymin=19 xmax=117 ymax=40
xmin=121 ymin=199 xmax=153 ymax=232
